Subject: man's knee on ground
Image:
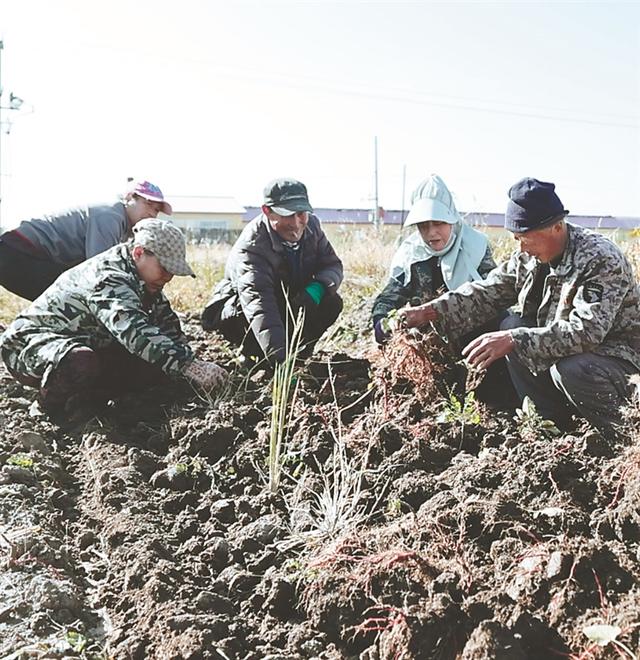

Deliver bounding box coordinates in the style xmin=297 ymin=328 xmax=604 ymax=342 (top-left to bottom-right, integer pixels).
xmin=47 ymin=348 xmax=102 ymax=391
xmin=318 ymin=293 xmax=343 ymax=326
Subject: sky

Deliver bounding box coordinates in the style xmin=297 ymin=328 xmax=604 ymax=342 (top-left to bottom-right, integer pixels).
xmin=0 ymin=0 xmax=639 ymax=228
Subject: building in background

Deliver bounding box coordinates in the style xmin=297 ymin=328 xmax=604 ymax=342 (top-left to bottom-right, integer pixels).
xmin=245 ymin=206 xmax=637 ymax=230
xmin=165 ymin=196 xmax=638 ymax=243
xmin=170 ymin=196 xmax=246 ymax=242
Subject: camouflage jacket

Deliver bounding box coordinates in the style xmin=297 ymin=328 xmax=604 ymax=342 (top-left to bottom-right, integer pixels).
xmin=431 ymin=223 xmax=640 ymax=374
xmin=372 ymin=245 xmax=496 ymax=324
xmin=0 ymin=243 xmax=193 ymax=383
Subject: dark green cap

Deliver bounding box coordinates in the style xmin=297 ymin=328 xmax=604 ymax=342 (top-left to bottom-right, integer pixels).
xmin=263 ymin=178 xmax=313 ymax=215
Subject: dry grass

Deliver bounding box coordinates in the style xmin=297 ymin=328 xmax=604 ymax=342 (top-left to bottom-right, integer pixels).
xmin=0 ymin=290 xmax=28 ymax=326
xmin=164 ymin=243 xmax=229 ymax=314
xmin=0 ymin=228 xmax=638 ymax=327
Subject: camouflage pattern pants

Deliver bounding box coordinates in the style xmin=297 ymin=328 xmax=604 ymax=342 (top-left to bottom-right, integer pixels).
xmin=501 ymin=314 xmax=636 ymax=434
xmin=4 ymin=344 xmax=167 ymax=416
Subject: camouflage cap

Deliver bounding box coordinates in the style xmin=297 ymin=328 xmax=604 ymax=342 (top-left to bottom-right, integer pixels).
xmin=133 ymin=218 xmax=195 ymax=277
xmin=263 ymin=178 xmax=313 ymax=215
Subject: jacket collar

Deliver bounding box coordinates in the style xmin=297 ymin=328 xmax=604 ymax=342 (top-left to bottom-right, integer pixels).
xmin=118 ymin=242 xmax=161 ymax=300
xmin=549 ymin=222 xmax=578 ymax=277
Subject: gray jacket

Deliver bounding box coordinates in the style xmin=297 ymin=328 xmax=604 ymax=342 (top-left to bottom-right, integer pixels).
xmin=6 ymin=201 xmax=130 ymax=266
xmin=432 ymin=223 xmax=640 ymax=375
xmin=202 ymin=213 xmax=343 ymax=361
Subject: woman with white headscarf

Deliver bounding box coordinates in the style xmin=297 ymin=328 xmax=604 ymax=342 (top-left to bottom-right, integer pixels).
xmin=372 ymin=174 xmax=496 ymax=344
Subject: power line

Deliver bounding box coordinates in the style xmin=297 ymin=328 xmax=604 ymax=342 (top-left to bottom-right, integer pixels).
xmin=55 ymin=38 xmax=640 ymax=129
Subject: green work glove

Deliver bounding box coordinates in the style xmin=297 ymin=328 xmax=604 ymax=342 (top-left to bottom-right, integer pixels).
xmin=304 ymin=281 xmax=325 ymax=305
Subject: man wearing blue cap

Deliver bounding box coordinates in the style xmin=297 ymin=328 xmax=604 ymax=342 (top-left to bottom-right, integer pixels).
xmin=400 ymin=177 xmax=640 ymax=434
xmin=201 ymin=178 xmax=343 ymax=364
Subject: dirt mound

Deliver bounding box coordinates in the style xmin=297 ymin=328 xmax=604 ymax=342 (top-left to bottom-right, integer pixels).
xmin=0 ymin=322 xmax=639 ymax=659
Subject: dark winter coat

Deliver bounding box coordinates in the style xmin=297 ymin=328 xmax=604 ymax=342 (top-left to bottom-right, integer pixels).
xmin=202 ymin=213 xmax=343 ymax=362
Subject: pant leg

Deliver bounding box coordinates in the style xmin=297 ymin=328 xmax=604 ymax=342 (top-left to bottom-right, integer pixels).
xmin=550 ymin=353 xmax=636 ymax=434
xmin=0 ymin=241 xmax=67 ymax=301
xmin=300 ymin=293 xmax=343 ymax=356
xmin=500 ymin=313 xmax=574 ymax=424
xmin=213 ymin=290 xmax=342 ymax=363
xmin=39 ymin=347 xmax=103 ymax=414
xmin=217 ymin=311 xmax=265 ymax=362
xmin=92 ymin=344 xmax=170 ymax=397
xmin=40 ymin=344 xmax=170 ymax=415
xmin=459 ymin=313 xmax=519 ymax=409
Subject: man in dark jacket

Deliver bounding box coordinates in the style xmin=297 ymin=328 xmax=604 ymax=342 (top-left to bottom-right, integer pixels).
xmin=202 ymin=178 xmax=343 ymax=364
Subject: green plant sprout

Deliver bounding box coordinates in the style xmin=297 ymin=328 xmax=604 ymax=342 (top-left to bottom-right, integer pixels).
xmin=65 ymin=630 xmax=87 ymax=653
xmin=380 ymin=308 xmax=403 ymax=335
xmin=438 ymin=389 xmax=481 ymax=427
xmin=7 ymin=453 xmax=35 ymax=469
xmin=514 ymin=396 xmax=561 ymax=440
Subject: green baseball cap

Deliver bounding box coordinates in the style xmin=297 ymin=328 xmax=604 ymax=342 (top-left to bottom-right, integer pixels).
xmin=263 ymin=178 xmax=313 ymax=216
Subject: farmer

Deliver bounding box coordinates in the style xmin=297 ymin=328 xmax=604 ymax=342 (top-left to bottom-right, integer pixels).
xmin=201 ymin=178 xmax=343 ymax=364
xmin=0 ymin=180 xmax=172 ymax=301
xmin=372 ymin=174 xmax=497 ymax=344
xmin=0 ymin=218 xmax=227 ymax=424
xmin=400 ymin=177 xmax=640 ymax=434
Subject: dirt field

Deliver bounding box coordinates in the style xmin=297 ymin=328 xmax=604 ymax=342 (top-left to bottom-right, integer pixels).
xmin=1 ymin=299 xmax=640 ymax=660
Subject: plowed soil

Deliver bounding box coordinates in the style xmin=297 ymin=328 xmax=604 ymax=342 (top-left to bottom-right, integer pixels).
xmin=1 ymin=317 xmax=639 ymax=659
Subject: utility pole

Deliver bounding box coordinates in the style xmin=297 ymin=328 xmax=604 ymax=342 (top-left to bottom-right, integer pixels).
xmin=400 ymin=164 xmax=407 ymax=228
xmin=373 ymin=136 xmax=380 ymax=230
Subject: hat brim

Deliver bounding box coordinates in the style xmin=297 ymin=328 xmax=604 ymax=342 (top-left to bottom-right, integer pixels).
xmin=161 ymin=259 xmax=195 ymax=278
xmin=137 ymin=192 xmax=172 ymax=215
xmin=505 ymin=209 xmax=569 ymax=233
xmin=269 ymin=200 xmax=313 ymax=215
xmin=404 ymin=198 xmax=460 ymax=228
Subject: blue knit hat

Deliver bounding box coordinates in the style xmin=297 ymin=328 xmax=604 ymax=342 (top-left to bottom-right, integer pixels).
xmin=504 ymin=178 xmax=569 ymax=233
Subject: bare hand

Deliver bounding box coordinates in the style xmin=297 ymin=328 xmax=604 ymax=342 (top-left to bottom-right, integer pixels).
xmin=398 ymin=303 xmax=438 ymax=329
xmin=462 ymin=331 xmax=515 ymax=370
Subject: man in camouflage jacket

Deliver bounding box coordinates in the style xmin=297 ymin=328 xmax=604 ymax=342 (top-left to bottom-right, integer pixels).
xmin=202 ymin=179 xmax=343 ymax=364
xmin=0 ymin=219 xmax=226 ymax=423
xmin=0 ymin=180 xmax=172 ymax=301
xmin=401 ymin=178 xmax=640 ymax=434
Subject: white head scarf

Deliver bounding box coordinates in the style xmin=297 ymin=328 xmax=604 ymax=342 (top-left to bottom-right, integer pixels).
xmin=390 ymin=174 xmax=489 ymax=290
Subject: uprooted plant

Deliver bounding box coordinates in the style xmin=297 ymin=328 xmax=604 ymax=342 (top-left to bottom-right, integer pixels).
xmin=373 ymin=326 xmax=450 ymax=404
